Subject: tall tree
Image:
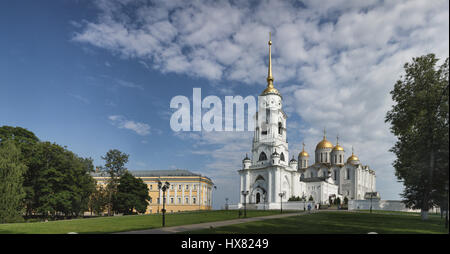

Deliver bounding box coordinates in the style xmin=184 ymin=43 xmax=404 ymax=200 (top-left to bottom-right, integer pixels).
xmin=0 ymin=141 xmax=27 ymax=223
xmin=99 ymin=149 xmax=129 ymax=216
xmin=88 ymin=184 xmax=108 ymax=216
xmin=386 ymin=54 xmax=449 ymax=220
xmin=112 ymin=171 xmax=150 ymax=215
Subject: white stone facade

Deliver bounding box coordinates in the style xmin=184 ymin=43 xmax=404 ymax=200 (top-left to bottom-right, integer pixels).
xmin=238 ymin=38 xmax=376 ymax=209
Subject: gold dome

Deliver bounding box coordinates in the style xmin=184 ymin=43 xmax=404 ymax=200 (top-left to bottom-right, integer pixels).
xmin=299 ymin=142 xmax=309 ymax=157
xmin=333 ymin=144 xmax=344 ymax=151
xmin=261 ymin=85 xmax=281 ymax=96
xmin=347 ymin=153 xmax=360 ymax=163
xmin=299 ymin=150 xmax=309 ymax=157
xmin=316 ymin=138 xmax=333 ymax=150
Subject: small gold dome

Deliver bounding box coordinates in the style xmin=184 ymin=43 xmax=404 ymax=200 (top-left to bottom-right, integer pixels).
xmin=261 ymin=86 xmax=281 ymax=96
xmin=347 ymin=154 xmax=360 ymax=163
xmin=299 ymin=150 xmax=309 ymax=157
xmin=333 ymin=144 xmax=344 ymax=151
xmin=316 ymin=138 xmax=333 ymax=150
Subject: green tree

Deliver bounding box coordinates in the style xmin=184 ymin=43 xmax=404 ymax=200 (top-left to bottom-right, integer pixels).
xmin=112 ymin=171 xmax=149 ymax=215
xmin=386 ymin=54 xmax=449 ymax=220
xmin=0 ymin=126 xmax=39 ymax=216
xmin=308 ymin=195 xmax=314 ymax=201
xmin=29 ymin=142 xmax=96 ymax=218
xmin=99 ymin=149 xmax=129 ymax=216
xmin=344 ymin=196 xmax=348 ymax=205
xmin=0 ymin=141 xmax=27 ymax=223
xmin=88 ymin=184 xmax=108 ymax=216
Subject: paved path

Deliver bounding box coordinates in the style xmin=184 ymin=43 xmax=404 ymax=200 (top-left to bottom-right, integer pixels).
xmin=117 ymin=211 xmax=317 ymax=234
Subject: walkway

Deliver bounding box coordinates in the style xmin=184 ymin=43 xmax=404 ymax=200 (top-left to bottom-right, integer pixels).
xmin=117 ymin=211 xmax=316 ymax=234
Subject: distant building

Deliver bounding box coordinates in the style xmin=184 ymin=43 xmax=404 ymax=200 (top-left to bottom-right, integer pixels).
xmin=92 ymin=169 xmax=214 ymax=214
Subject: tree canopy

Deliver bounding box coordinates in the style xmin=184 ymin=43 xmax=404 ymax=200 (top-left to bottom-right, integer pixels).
xmin=112 ymin=171 xmax=150 ymax=215
xmin=386 ymin=54 xmax=449 ymax=219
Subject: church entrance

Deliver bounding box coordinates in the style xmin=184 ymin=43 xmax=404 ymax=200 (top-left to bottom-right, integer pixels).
xmin=256 ymin=193 xmax=261 ymax=204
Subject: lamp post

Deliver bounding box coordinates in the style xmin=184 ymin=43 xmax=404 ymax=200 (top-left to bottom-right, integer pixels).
xmin=263 ymin=189 xmax=267 ymax=211
xmin=370 ymin=192 xmax=374 ymax=214
xmin=225 ymin=198 xmax=229 ymax=210
xmin=241 ymin=190 xmax=249 ymax=217
xmin=211 ymin=185 xmax=217 ymax=210
xmin=158 ymin=180 xmax=170 ymax=227
xmin=446 ymin=183 xmax=449 ymax=230
xmin=278 ymin=191 xmax=286 ymax=214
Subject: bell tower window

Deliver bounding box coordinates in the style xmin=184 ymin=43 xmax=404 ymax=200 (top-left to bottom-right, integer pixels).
xmin=259 ymin=152 xmax=267 ymax=161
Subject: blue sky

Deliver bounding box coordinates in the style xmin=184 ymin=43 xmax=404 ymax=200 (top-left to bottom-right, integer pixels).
xmin=1 ymin=0 xmax=448 ymax=208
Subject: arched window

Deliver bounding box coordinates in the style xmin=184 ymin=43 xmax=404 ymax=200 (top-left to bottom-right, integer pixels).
xmin=320 ymin=153 xmax=323 ymax=162
xmin=346 ymin=168 xmax=350 ymax=180
xmin=278 ymin=122 xmax=282 ymax=135
xmin=280 ymin=152 xmax=285 ymax=161
xmin=340 ymin=154 xmax=342 ymax=163
xmin=259 ymin=152 xmax=267 ymax=161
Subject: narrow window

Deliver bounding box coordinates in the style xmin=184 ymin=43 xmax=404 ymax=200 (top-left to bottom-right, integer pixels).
xmin=280 ymin=152 xmax=285 ymax=161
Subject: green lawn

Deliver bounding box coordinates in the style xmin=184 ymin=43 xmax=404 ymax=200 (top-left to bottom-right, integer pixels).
xmin=0 ymin=210 xmax=285 ymax=234
xmin=186 ymin=211 xmax=448 ymax=234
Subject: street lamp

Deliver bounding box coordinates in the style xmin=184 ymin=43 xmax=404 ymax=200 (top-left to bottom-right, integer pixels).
xmin=158 ymin=180 xmax=170 ymax=227
xmin=263 ymin=189 xmax=267 ymax=211
xmin=446 ymin=183 xmax=449 ymax=230
xmin=278 ymin=191 xmax=286 ymax=214
xmin=225 ymin=198 xmax=229 ymax=210
xmin=241 ymin=190 xmax=249 ymax=217
xmin=370 ymin=192 xmax=374 ymax=214
xmin=211 ymin=185 xmax=217 ymax=210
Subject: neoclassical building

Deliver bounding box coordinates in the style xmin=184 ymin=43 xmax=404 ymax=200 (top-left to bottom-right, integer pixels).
xmin=238 ymin=37 xmax=376 ymax=208
xmin=92 ymin=169 xmax=214 ymax=214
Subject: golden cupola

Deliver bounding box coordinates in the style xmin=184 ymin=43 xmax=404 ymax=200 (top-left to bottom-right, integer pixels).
xmin=298 ymin=142 xmax=309 ymax=157
xmin=333 ymin=136 xmax=344 ymax=151
xmin=347 ymin=147 xmax=360 ymax=164
xmin=315 ymin=129 xmax=333 ymax=150
xmin=261 ymin=32 xmax=281 ymax=97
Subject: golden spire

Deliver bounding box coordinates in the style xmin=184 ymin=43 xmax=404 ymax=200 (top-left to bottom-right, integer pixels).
xmin=267 ymin=32 xmax=273 ymax=86
xmin=261 ymin=32 xmax=281 ymax=96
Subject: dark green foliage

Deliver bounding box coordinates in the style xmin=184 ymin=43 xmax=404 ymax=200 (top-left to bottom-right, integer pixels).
xmin=0 ymin=125 xmax=97 ymax=220
xmin=344 ymin=196 xmax=348 ymax=205
xmin=27 ymin=142 xmax=96 ymax=217
xmin=0 ymin=141 xmax=27 ymax=223
xmin=308 ymin=195 xmax=314 ymax=201
xmin=99 ymin=149 xmax=129 ymax=216
xmin=88 ymin=184 xmax=109 ymax=216
xmin=112 ymin=171 xmax=150 ymax=215
xmin=288 ymin=196 xmax=303 ymax=201
xmin=386 ymin=54 xmax=449 ymax=217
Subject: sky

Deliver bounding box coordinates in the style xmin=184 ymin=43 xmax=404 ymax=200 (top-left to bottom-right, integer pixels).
xmin=0 ymin=0 xmax=448 ymax=209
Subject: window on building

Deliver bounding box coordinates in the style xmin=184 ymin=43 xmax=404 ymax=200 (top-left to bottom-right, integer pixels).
xmin=178 ymin=198 xmax=181 ymax=204
xmin=280 ymin=152 xmax=285 ymax=161
xmin=259 ymin=152 xmax=267 ymax=161
xmin=170 ymin=198 xmax=174 ymax=204
xmin=339 ymin=155 xmax=342 ymax=163
xmin=157 ymin=198 xmax=160 ymax=204
xmin=193 ymin=197 xmax=196 ymax=204
xmin=178 ymin=185 xmax=182 ymax=190
xmin=278 ymin=122 xmax=282 ymax=135
xmin=320 ymin=153 xmax=323 ymax=162
xmin=266 ymin=109 xmax=270 ymax=123
xmin=149 ymin=197 xmax=152 ymax=203
xmin=346 ymin=168 xmax=351 ymax=180
xmin=149 ymin=185 xmax=152 ymax=190
xmin=186 ymin=185 xmax=189 ymax=190
xmin=186 ymin=197 xmax=189 ymax=204
xmin=171 ymin=185 xmax=174 ymax=190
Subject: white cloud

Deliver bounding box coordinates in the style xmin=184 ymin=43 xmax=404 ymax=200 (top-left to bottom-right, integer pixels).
xmin=108 ymin=115 xmax=151 ymax=136
xmin=75 ymin=0 xmax=449 ymax=203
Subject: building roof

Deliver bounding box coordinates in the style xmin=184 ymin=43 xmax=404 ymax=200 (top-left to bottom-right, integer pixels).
xmin=91 ymin=169 xmax=212 ymax=181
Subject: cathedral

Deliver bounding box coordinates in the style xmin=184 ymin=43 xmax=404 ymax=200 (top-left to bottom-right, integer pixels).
xmin=238 ymin=36 xmax=376 ymax=209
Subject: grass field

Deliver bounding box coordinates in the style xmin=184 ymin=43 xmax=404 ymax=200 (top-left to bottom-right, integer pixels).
xmin=186 ymin=211 xmax=448 ymax=234
xmin=0 ymin=210 xmax=285 ymax=234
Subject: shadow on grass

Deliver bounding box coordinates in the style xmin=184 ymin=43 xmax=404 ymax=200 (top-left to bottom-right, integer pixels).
xmin=185 ymin=212 xmax=447 ymax=234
